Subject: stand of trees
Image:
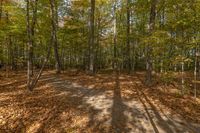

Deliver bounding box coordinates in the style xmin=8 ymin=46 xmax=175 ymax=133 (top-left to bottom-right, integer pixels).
xmin=0 ymin=0 xmax=200 ymax=96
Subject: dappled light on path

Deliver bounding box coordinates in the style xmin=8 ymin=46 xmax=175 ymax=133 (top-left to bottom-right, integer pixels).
xmin=0 ymin=72 xmax=200 ymax=133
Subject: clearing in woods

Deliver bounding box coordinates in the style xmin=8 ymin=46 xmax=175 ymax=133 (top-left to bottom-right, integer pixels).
xmin=0 ymin=71 xmax=200 ymax=133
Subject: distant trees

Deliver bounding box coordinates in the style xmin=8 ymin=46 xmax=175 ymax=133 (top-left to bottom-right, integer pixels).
xmin=1 ymin=0 xmax=200 ymax=95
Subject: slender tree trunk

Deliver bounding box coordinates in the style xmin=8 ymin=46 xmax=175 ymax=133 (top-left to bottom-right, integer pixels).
xmin=95 ymin=12 xmax=102 ymax=72
xmin=6 ymin=37 xmax=10 ymax=77
xmin=29 ymin=42 xmax=52 ymax=90
xmin=113 ymin=1 xmax=117 ymax=71
xmin=26 ymin=0 xmax=32 ymax=90
xmin=181 ymin=60 xmax=185 ymax=94
xmin=88 ymin=0 xmax=95 ymax=74
xmin=126 ymin=0 xmax=131 ymax=73
xmin=0 ymin=0 xmax=3 ymax=21
xmin=30 ymin=0 xmax=38 ymax=76
xmin=9 ymin=35 xmax=15 ymax=70
xmin=194 ymin=47 xmax=198 ymax=98
xmin=50 ymin=0 xmax=61 ymax=74
xmin=145 ymin=0 xmax=157 ymax=85
xmin=160 ymin=60 xmax=163 ymax=73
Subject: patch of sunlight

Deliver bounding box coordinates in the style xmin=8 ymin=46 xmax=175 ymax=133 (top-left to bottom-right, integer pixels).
xmin=135 ymin=81 xmax=141 ymax=84
xmin=27 ymin=122 xmax=41 ymax=133
xmin=0 ymin=115 xmax=6 ymax=125
xmin=84 ymin=94 xmax=112 ymax=110
xmin=71 ymin=82 xmax=82 ymax=88
xmin=83 ymin=92 xmax=113 ymax=124
xmin=123 ymin=89 xmax=134 ymax=94
xmin=57 ymin=91 xmax=70 ymax=96
xmin=18 ymin=84 xmax=26 ymax=89
xmin=72 ymin=115 xmax=89 ymax=128
xmin=121 ymin=81 xmax=133 ymax=85
xmin=88 ymin=85 xmax=95 ymax=89
xmin=38 ymin=77 xmax=56 ymax=82
xmin=119 ymin=76 xmax=126 ymax=80
xmin=106 ymin=82 xmax=115 ymax=85
xmin=0 ymin=80 xmax=17 ymax=86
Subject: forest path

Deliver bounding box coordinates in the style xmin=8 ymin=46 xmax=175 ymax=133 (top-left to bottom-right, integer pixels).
xmin=1 ymin=72 xmax=200 ymax=133
xmin=38 ymin=73 xmax=200 ymax=133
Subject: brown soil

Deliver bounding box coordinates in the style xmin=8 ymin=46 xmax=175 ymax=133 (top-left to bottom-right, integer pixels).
xmin=0 ymin=70 xmax=199 ymax=133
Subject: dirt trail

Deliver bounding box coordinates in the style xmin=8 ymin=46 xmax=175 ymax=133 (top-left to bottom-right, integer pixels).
xmin=0 ymin=72 xmax=200 ymax=133
xmin=39 ymin=74 xmax=200 ymax=133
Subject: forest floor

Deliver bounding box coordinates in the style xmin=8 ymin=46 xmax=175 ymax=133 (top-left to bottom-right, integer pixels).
xmin=0 ymin=70 xmax=200 ymax=133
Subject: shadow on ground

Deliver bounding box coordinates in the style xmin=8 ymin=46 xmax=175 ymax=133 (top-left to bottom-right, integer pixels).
xmin=0 ymin=72 xmax=199 ymax=133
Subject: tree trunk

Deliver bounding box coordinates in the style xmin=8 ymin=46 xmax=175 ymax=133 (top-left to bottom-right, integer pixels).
xmin=50 ymin=0 xmax=61 ymax=74
xmin=126 ymin=0 xmax=131 ymax=73
xmin=113 ymin=1 xmax=117 ymax=71
xmin=29 ymin=42 xmax=52 ymax=90
xmin=30 ymin=0 xmax=38 ymax=76
xmin=26 ymin=0 xmax=32 ymax=91
xmin=0 ymin=0 xmax=3 ymax=21
xmin=145 ymin=0 xmax=157 ymax=85
xmin=194 ymin=47 xmax=198 ymax=98
xmin=88 ymin=0 xmax=95 ymax=74
xmin=181 ymin=61 xmax=185 ymax=94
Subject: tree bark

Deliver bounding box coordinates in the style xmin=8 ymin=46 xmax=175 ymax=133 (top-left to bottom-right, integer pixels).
xmin=126 ymin=0 xmax=131 ymax=73
xmin=29 ymin=42 xmax=52 ymax=90
xmin=113 ymin=1 xmax=117 ymax=71
xmin=30 ymin=0 xmax=39 ymax=76
xmin=88 ymin=0 xmax=95 ymax=74
xmin=145 ymin=0 xmax=157 ymax=85
xmin=0 ymin=0 xmax=3 ymax=21
xmin=50 ymin=0 xmax=61 ymax=74
xmin=26 ymin=0 xmax=32 ymax=90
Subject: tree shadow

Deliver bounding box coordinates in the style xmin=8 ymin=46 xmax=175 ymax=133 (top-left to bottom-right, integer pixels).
xmin=110 ymin=72 xmax=150 ymax=133
xmin=1 ymin=72 xmax=199 ymax=133
xmin=134 ymin=75 xmax=200 ymax=133
xmin=141 ymin=90 xmax=200 ymax=133
xmin=111 ymin=71 xmax=129 ymax=133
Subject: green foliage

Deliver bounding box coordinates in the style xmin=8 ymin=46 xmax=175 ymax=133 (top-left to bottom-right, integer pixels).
xmin=160 ymin=72 xmax=175 ymax=85
xmin=0 ymin=0 xmax=200 ymax=72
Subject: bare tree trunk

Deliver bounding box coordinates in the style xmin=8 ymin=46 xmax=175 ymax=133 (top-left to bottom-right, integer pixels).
xmin=194 ymin=47 xmax=198 ymax=98
xmin=26 ymin=0 xmax=32 ymax=90
xmin=29 ymin=42 xmax=52 ymax=90
xmin=126 ymin=0 xmax=131 ymax=73
xmin=6 ymin=37 xmax=10 ymax=78
xmin=0 ymin=0 xmax=3 ymax=21
xmin=113 ymin=1 xmax=117 ymax=71
xmin=88 ymin=0 xmax=95 ymax=74
xmin=50 ymin=0 xmax=61 ymax=74
xmin=30 ymin=0 xmax=38 ymax=76
xmin=181 ymin=61 xmax=185 ymax=94
xmin=95 ymin=15 xmax=100 ymax=73
xmin=145 ymin=0 xmax=157 ymax=86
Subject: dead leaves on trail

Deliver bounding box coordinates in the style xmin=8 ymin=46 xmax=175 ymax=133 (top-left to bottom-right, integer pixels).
xmin=143 ymin=85 xmax=200 ymax=123
xmin=0 ymin=70 xmax=200 ymax=132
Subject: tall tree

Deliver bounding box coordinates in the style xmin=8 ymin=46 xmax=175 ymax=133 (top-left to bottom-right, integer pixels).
xmin=126 ymin=0 xmax=131 ymax=73
xmin=26 ymin=0 xmax=32 ymax=90
xmin=0 ymin=0 xmax=2 ymax=21
xmin=88 ymin=0 xmax=95 ymax=74
xmin=50 ymin=0 xmax=62 ymax=74
xmin=113 ymin=0 xmax=117 ymax=70
xmin=30 ymin=0 xmax=38 ymax=76
xmin=145 ymin=0 xmax=157 ymax=85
